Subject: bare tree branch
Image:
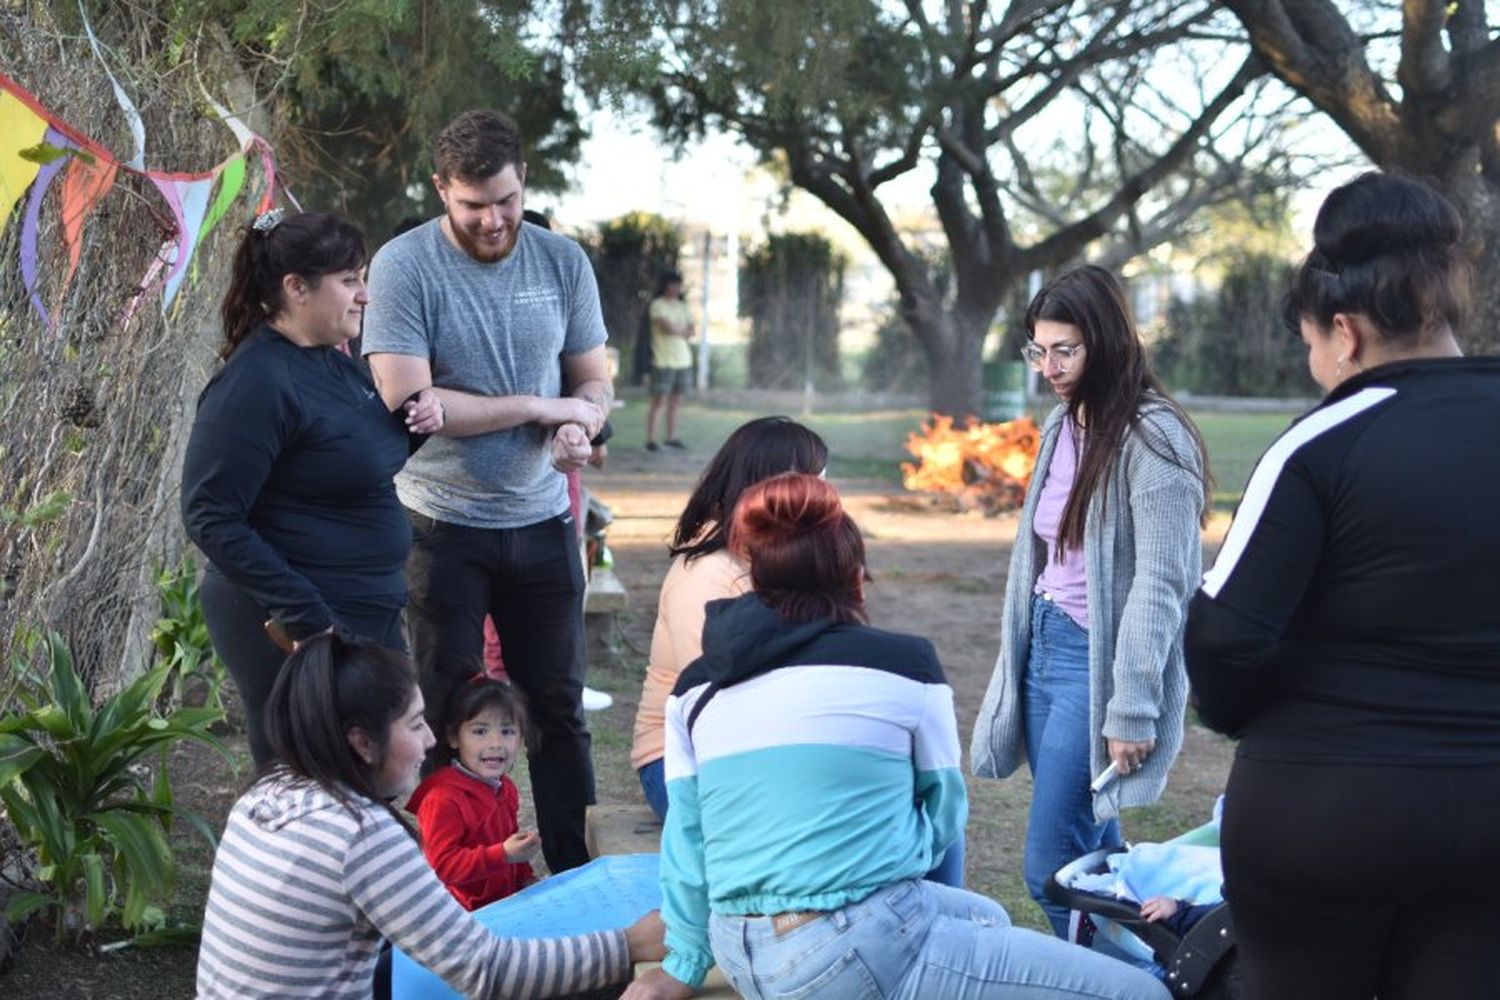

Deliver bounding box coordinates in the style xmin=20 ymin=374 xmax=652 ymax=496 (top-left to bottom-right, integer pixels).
xmin=1020 ymin=54 xmax=1262 ymax=272
xmin=1398 ymin=0 xmax=1453 ymax=95
xmin=1222 ymin=0 xmax=1402 ymax=164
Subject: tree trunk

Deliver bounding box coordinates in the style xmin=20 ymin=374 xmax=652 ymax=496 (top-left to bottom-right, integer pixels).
xmin=915 ymin=307 xmax=991 ymax=417
xmin=1443 ymin=168 xmax=1500 ymax=355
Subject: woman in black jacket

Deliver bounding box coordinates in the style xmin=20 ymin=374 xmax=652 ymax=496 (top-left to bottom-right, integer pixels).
xmin=1185 ymin=173 xmax=1500 ymax=1000
xmin=182 ymin=211 xmax=442 ymax=769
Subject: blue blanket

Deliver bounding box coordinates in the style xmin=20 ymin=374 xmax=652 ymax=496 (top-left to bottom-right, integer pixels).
xmin=392 ymin=853 xmax=662 ymax=999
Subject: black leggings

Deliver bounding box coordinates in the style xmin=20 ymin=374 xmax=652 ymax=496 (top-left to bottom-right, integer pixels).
xmin=199 ymin=567 xmax=404 ymax=771
xmin=1221 ymin=756 xmax=1500 ymax=1000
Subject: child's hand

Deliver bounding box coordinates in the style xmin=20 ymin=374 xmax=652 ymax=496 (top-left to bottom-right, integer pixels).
xmin=504 ymin=829 xmax=541 ymax=863
xmin=1140 ymin=896 xmax=1181 ymax=922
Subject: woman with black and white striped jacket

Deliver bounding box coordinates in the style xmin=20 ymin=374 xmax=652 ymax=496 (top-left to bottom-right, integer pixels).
xmin=1185 ymin=172 xmax=1500 ymax=1000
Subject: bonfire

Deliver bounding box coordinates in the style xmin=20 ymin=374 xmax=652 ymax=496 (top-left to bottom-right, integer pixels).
xmin=901 ymin=414 xmax=1042 ymax=514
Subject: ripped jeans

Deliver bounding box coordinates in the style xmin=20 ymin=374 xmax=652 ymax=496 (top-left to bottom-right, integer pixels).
xmin=706 ymin=879 xmax=1169 ymax=1000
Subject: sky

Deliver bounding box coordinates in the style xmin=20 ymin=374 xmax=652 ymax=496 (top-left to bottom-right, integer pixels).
xmin=549 ymin=111 xmax=763 ymax=231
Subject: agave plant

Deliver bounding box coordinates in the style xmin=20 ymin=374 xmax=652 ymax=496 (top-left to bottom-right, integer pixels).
xmin=0 ymin=631 xmax=229 ymax=943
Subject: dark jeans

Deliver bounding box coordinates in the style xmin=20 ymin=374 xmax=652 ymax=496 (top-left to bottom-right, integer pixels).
xmin=199 ymin=567 xmax=405 ymax=771
xmin=1222 ymin=756 xmax=1500 ymax=1000
xmin=405 ymin=509 xmax=595 ymax=873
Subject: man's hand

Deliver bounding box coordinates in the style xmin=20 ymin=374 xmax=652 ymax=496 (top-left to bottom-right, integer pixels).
xmin=502 ymin=829 xmax=541 ymax=864
xmin=536 ymin=397 xmax=605 ymax=439
xmin=551 ymin=423 xmax=593 ymax=472
xmin=621 ymin=967 xmax=693 ymax=1000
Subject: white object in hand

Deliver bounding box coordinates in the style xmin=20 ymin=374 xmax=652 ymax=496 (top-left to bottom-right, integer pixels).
xmin=1090 ymin=761 xmax=1119 ymax=794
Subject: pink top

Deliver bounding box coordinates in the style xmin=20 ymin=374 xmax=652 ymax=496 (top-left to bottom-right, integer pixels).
xmin=1032 ymin=418 xmax=1090 ymax=630
xmin=630 ymin=546 xmax=751 ymax=769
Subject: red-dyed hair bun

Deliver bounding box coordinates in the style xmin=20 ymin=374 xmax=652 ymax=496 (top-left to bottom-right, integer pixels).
xmin=730 ymin=473 xmax=868 ymax=624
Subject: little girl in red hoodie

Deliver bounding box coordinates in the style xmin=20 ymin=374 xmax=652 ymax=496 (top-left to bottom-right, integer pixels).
xmin=409 ymin=678 xmax=539 ymax=909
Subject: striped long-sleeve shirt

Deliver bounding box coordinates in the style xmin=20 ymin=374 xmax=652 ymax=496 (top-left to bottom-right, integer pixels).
xmin=196 ymin=776 xmax=629 ymax=998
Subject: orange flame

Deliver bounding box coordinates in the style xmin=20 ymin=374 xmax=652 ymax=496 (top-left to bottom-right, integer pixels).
xmin=901 ymin=414 xmax=1041 ymax=513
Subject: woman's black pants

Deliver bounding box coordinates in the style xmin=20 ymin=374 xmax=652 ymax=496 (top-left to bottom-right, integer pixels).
xmin=199 ymin=567 xmax=404 ymax=771
xmin=1221 ymin=756 xmax=1500 ymax=1000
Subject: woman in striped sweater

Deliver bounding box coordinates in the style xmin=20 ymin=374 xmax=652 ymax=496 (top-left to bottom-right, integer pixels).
xmin=196 ymin=634 xmax=663 ymax=998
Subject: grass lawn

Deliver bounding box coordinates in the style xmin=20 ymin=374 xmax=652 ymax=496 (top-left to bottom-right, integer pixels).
xmin=2 ymin=393 xmax=1295 ymax=990
xmin=609 ymin=393 xmax=1301 ymax=503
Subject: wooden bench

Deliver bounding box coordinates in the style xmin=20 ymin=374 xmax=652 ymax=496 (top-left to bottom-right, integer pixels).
xmin=583 ymin=565 xmax=628 ymax=615
xmin=584 ymin=805 xmax=739 ymax=998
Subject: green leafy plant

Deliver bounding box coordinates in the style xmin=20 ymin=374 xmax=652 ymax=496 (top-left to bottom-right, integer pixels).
xmin=0 ymin=632 xmax=228 ymax=943
xmin=149 ymin=556 xmax=226 ymax=713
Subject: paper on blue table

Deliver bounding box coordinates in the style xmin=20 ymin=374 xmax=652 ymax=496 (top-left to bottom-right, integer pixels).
xmin=392 ymin=853 xmax=661 ymax=999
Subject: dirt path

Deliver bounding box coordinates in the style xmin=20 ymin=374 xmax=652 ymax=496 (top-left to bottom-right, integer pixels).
xmin=0 ymin=452 xmax=1234 ymax=995
xmin=582 ymin=453 xmax=1234 ymax=928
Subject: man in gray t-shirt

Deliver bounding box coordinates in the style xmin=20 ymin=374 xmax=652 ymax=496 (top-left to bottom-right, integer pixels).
xmin=363 ymin=109 xmax=611 ymax=872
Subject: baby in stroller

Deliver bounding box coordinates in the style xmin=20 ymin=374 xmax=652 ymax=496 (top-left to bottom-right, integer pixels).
xmin=1046 ymin=798 xmax=1239 ymax=1000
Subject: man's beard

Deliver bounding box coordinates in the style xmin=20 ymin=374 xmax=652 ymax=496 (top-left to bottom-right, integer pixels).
xmin=446 ymin=214 xmax=517 ymax=263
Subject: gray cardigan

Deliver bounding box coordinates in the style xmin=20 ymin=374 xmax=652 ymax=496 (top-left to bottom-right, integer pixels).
xmin=970 ymin=398 xmax=1204 ymax=822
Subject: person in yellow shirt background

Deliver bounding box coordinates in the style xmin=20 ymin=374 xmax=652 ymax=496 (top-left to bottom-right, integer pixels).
xmin=645 ymin=270 xmax=695 ymax=451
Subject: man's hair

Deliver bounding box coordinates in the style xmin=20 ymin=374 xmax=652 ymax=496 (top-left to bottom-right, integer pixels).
xmin=434 ymin=109 xmax=523 ymax=182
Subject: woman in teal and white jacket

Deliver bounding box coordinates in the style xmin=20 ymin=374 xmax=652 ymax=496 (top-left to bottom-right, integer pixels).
xmin=625 ymin=473 xmax=1170 ymax=1000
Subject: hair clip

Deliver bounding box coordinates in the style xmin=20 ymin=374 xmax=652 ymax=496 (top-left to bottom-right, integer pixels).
xmin=252 ymin=208 xmax=285 ymax=234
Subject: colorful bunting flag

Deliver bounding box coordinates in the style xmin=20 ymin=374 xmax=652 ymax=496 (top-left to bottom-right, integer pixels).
xmin=161 ymin=173 xmax=218 ymax=307
xmin=0 ymin=54 xmax=282 ymax=328
xmin=60 ymin=146 xmax=119 ymax=287
xmin=198 ymin=154 xmax=247 ymax=243
xmin=0 ymin=89 xmax=50 ymax=234
xmin=80 ymin=0 xmax=146 ymax=171
xmin=19 ymin=127 xmax=75 ymax=325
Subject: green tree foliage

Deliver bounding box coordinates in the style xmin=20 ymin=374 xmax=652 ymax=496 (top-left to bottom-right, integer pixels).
xmin=1149 ymin=196 xmax=1315 ymax=397
xmin=585 ymin=212 xmax=683 ymax=384
xmin=1156 ymin=255 xmax=1315 ymax=397
xmin=134 ymin=1 xmax=588 ymax=239
xmin=861 ymin=312 xmax=927 ymax=394
xmin=581 ymin=0 xmax=1297 ymax=414
xmin=739 ymin=232 xmax=845 ymax=391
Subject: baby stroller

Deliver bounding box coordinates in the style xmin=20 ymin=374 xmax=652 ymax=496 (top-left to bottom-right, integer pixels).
xmin=1045 ymin=822 xmax=1240 ymax=1000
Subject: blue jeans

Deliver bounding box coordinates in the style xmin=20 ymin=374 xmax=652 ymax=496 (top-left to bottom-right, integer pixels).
xmin=1023 ymin=596 xmax=1122 ymax=937
xmin=641 ymin=760 xmax=966 ymax=888
xmin=638 ymin=759 xmax=669 ymax=821
xmin=707 ymin=879 xmax=1169 ymax=999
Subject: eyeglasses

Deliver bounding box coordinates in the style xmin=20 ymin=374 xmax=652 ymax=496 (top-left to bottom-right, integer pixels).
xmin=1020 ymin=342 xmax=1084 ymax=372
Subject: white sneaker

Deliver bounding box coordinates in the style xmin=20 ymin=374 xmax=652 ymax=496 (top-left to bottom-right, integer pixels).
xmin=581 ymin=686 xmax=614 ymax=711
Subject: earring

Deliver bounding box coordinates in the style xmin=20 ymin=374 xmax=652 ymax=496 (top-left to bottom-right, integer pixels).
xmin=1335 ymin=358 xmax=1347 ymax=379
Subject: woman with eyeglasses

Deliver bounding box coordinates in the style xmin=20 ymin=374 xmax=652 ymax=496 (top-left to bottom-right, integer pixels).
xmin=1185 ymin=173 xmax=1500 ymax=999
xmin=971 ymin=264 xmax=1211 ymax=937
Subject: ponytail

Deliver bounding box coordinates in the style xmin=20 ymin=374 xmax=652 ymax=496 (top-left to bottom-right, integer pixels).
xmin=218 ymin=211 xmax=367 ymax=360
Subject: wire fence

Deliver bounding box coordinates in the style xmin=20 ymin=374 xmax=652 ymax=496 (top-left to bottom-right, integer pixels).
xmin=0 ymin=7 xmax=258 ymax=697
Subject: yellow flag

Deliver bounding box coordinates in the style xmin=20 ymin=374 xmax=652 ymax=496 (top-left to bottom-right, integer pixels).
xmin=0 ymin=90 xmax=50 ymax=234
